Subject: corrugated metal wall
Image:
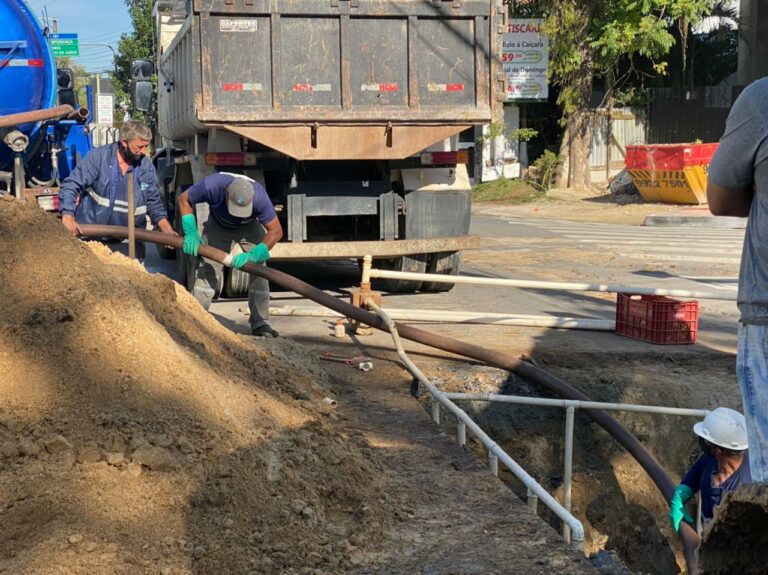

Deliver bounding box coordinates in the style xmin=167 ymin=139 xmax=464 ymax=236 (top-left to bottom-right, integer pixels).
xmin=646 ymin=86 xmax=743 ymax=144
xmin=589 ymin=107 xmax=646 ymax=183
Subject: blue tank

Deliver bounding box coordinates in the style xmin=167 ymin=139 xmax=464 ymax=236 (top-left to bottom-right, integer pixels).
xmin=0 ymin=0 xmax=58 ymax=170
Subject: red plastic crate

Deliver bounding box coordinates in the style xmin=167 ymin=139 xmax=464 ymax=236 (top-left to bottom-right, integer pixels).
xmin=615 ymin=294 xmax=699 ymax=344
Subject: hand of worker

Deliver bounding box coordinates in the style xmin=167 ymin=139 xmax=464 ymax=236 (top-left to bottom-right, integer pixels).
xmin=61 ymin=214 xmax=81 ymax=237
xmin=231 ymin=243 xmax=270 ymax=270
xmin=668 ymin=484 xmax=695 ymax=533
xmin=181 ymin=214 xmax=204 ymax=256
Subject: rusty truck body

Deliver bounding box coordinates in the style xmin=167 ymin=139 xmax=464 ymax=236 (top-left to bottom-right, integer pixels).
xmin=153 ymin=0 xmax=504 ymax=294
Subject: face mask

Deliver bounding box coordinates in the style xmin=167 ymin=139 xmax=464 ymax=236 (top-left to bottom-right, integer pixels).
xmin=122 ymin=142 xmax=143 ymax=164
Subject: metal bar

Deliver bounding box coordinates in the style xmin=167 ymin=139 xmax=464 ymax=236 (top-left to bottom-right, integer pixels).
xmin=267 ymin=305 xmax=614 ymax=330
xmin=489 ymin=453 xmax=499 ymax=476
xmin=365 ymin=300 xmax=585 ymax=552
xmin=369 ymin=269 xmax=737 ymax=301
xmin=526 ymin=487 xmax=538 ymax=512
xmin=563 ymin=405 xmax=575 ymax=544
xmin=457 ymin=421 xmax=467 ymax=447
xmin=443 ymin=393 xmax=710 ymax=418
xmin=267 ymin=235 xmax=480 ymax=260
xmin=431 ymin=400 xmax=440 ymax=424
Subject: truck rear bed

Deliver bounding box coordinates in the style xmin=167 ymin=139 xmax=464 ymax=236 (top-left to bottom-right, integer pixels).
xmin=158 ymin=0 xmax=504 ymax=159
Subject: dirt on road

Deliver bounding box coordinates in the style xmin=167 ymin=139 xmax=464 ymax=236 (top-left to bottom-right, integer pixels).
xmin=0 ymin=197 xmax=594 ymax=574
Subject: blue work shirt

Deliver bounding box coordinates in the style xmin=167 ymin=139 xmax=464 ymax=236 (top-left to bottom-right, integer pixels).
xmin=186 ymin=173 xmax=276 ymax=228
xmin=58 ymin=142 xmax=167 ymax=228
xmin=682 ymin=452 xmax=752 ymax=522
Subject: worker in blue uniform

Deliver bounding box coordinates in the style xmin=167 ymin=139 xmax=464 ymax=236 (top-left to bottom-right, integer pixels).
xmin=177 ymin=172 xmax=283 ymax=338
xmin=669 ymin=407 xmax=752 ymax=533
xmin=58 ymin=120 xmax=176 ymax=259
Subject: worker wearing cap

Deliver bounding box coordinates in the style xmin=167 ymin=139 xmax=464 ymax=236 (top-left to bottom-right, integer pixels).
xmin=177 ymin=172 xmax=283 ymax=337
xmin=669 ymin=407 xmax=751 ymax=533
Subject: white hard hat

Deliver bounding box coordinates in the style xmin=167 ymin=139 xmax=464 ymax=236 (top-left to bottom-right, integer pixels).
xmin=693 ymin=407 xmax=748 ymax=451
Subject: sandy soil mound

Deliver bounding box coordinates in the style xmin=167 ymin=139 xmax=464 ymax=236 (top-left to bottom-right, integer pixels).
xmin=0 ymin=198 xmax=395 ymax=574
xmin=698 ymin=483 xmax=768 ymax=575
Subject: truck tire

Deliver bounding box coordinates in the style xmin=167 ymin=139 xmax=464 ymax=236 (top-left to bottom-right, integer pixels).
xmin=373 ymin=254 xmax=427 ymax=293
xmin=223 ymin=268 xmax=250 ymax=298
xmin=421 ymin=251 xmax=461 ymax=292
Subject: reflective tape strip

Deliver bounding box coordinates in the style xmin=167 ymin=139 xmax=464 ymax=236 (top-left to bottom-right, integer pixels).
xmin=361 ymin=82 xmax=399 ymax=92
xmin=112 ymin=205 xmax=147 ymax=215
xmin=86 ymin=188 xmax=111 ymax=207
xmin=427 ymin=82 xmax=465 ymax=92
xmin=222 ymin=82 xmax=262 ymax=91
xmin=291 ymin=83 xmax=332 ymax=93
xmin=5 ymin=59 xmax=44 ymax=67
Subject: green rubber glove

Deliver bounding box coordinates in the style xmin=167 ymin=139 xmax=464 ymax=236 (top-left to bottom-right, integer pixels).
xmin=181 ymin=214 xmax=203 ymax=256
xmin=669 ymin=484 xmax=695 ymax=533
xmin=232 ymin=243 xmax=270 ymax=270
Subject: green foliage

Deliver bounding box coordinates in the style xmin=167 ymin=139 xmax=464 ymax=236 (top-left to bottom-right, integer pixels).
xmin=475 ymin=122 xmax=539 ymax=144
xmin=510 ymin=127 xmax=539 ymax=142
xmin=529 ymin=149 xmax=563 ymax=191
xmin=111 ymin=0 xmax=156 ymax=130
xmin=472 ymin=178 xmax=545 ymax=204
xmin=537 ymin=0 xmax=717 ymax=117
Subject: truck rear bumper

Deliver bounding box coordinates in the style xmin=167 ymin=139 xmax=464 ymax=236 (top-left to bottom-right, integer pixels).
xmin=269 ymin=235 xmax=480 ymax=261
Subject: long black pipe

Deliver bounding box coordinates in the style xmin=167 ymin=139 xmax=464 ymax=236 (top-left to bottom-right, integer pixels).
xmin=78 ymin=225 xmax=701 ymax=572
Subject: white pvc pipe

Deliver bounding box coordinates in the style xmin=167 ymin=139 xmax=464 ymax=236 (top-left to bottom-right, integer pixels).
xmin=563 ymin=406 xmax=575 ymax=544
xmin=365 ymin=299 xmax=585 ymax=551
xmin=269 ymin=306 xmax=615 ymax=331
xmin=443 ymin=393 xmax=710 ymax=418
xmin=368 ymin=269 xmax=738 ymax=301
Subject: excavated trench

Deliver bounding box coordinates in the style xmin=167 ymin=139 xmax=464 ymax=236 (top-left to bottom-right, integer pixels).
xmin=420 ymin=355 xmax=741 ymax=575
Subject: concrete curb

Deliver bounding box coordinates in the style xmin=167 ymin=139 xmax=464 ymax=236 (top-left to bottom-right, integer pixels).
xmin=644 ymin=214 xmax=747 ymax=228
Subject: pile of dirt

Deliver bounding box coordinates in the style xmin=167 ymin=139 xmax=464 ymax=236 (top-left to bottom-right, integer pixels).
xmin=0 ymin=198 xmax=397 ymax=574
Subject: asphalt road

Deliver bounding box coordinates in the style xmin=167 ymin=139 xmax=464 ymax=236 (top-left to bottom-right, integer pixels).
xmin=143 ymin=214 xmax=744 ymax=356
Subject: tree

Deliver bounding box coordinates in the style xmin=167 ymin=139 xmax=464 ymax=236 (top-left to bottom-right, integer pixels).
xmin=520 ymin=0 xmax=718 ymax=188
xmin=111 ymin=0 xmax=155 ymax=131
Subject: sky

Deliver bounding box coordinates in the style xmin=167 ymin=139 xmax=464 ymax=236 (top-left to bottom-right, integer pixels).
xmin=26 ymin=0 xmax=133 ymax=74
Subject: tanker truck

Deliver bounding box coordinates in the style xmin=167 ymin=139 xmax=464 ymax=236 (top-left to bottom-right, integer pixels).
xmin=143 ymin=0 xmax=505 ymax=294
xmin=0 ymin=0 xmax=92 ymax=207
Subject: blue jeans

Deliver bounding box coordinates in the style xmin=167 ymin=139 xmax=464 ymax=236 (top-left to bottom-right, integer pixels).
xmin=736 ymin=323 xmax=768 ymax=482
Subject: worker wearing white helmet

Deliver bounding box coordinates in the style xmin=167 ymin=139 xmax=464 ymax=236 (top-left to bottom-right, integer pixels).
xmin=669 ymin=407 xmax=752 ymax=533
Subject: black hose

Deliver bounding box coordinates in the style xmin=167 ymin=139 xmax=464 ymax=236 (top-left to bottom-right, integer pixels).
xmin=78 ymin=225 xmax=701 ymax=572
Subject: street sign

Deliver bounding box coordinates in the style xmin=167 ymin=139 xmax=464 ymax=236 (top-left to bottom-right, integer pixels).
xmin=49 ymin=33 xmax=79 ymax=57
xmin=96 ymin=94 xmax=114 ymax=125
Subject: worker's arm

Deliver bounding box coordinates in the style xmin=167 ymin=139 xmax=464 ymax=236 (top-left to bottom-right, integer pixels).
xmin=231 ymin=217 xmax=283 ymax=270
xmin=58 ymin=150 xmax=100 ymax=237
xmin=260 ymin=216 xmax=283 ymax=250
xmin=176 ymin=188 xmax=204 ymax=256
xmin=707 ymin=182 xmax=754 ymax=217
xmin=708 ymin=81 xmax=766 ymax=218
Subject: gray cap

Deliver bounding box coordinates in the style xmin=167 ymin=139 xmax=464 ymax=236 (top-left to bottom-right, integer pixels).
xmin=226 ymin=178 xmax=255 ymax=218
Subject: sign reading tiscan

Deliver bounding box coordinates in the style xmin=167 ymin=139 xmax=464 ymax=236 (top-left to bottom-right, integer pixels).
xmin=503 ymin=19 xmax=549 ymax=102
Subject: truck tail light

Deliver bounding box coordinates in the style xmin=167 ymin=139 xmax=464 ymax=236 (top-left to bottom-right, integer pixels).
xmin=205 ymin=152 xmax=257 ymax=166
xmin=420 ymin=150 xmax=469 ymax=166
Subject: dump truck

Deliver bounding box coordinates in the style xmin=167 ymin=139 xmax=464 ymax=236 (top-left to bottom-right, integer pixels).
xmin=145 ymin=0 xmax=505 ymax=294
